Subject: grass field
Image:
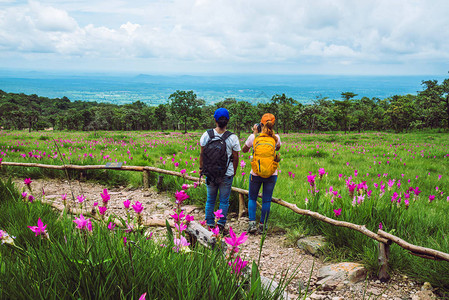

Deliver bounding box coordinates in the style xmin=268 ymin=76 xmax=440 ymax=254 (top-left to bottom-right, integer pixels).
xmin=1 ymin=129 xmax=449 ymax=291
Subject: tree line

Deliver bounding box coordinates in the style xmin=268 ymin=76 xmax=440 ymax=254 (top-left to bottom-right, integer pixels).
xmin=0 ymin=76 xmax=448 ymax=134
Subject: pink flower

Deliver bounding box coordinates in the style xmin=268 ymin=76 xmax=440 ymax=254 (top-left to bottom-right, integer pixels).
xmin=181 ymin=184 xmax=189 ymax=190
xmin=391 ymin=192 xmax=399 ymax=202
xmin=61 ymin=194 xmax=67 ymax=201
xmin=24 ymin=178 xmax=32 ymax=186
xmin=98 ymin=206 xmax=107 ymax=215
xmin=28 ymin=218 xmax=48 ymax=238
xmin=132 ymin=201 xmax=144 ymax=214
xmin=100 ymin=189 xmax=110 ymax=204
xmin=173 ymin=236 xmax=190 ymax=252
xmin=240 ymin=160 xmax=246 ymax=169
xmin=73 ymin=214 xmax=91 ymax=231
xmin=307 ymin=175 xmax=316 ymax=187
xmin=214 ymin=209 xmax=224 ymax=219
xmin=175 ymin=222 xmax=187 ymax=232
xmin=185 ymin=215 xmax=194 ymax=222
xmin=108 ymin=222 xmax=116 ymax=231
xmin=28 ymin=195 xmax=35 ymax=203
xmin=77 ymin=195 xmax=85 ymax=203
xmin=180 ymin=169 xmax=186 ymax=174
xmin=318 ymin=168 xmax=326 ymax=177
xmin=333 ymin=208 xmax=342 ymax=217
xmin=210 ymin=226 xmax=220 ymax=236
xmin=228 ymin=256 xmax=249 ymax=276
xmin=123 ymin=199 xmax=131 ymax=209
xmin=224 ymin=227 xmax=247 ymax=253
xmin=413 ymin=187 xmax=422 ymax=196
xmin=357 ymin=195 xmax=365 ymax=204
xmin=428 ymin=195 xmax=435 ymax=203
xmin=404 ymin=198 xmax=409 ymax=208
xmin=170 ymin=211 xmax=185 ymax=222
xmin=21 ymin=192 xmax=27 ymax=199
xmin=174 ymin=162 xmax=179 ymax=167
xmin=139 ymin=293 xmax=147 ymax=300
xmin=175 ymin=190 xmax=189 ymax=204
xmin=123 ymin=236 xmax=127 ymax=246
xmin=379 ymin=222 xmax=383 ymax=230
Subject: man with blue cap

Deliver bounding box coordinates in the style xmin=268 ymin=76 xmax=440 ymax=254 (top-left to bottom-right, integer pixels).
xmin=199 ymin=108 xmax=241 ymax=235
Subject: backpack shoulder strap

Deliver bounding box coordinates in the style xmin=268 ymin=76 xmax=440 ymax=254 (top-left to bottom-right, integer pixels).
xmin=207 ymin=129 xmax=215 ymax=140
xmin=221 ymin=131 xmax=233 ymax=141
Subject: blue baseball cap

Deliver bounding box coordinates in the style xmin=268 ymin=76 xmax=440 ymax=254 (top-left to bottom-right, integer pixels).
xmin=214 ymin=108 xmax=229 ymax=121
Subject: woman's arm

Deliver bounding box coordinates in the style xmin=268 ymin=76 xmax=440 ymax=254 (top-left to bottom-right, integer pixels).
xmin=242 ymin=144 xmax=250 ymax=153
xmin=242 ymin=125 xmax=258 ymax=153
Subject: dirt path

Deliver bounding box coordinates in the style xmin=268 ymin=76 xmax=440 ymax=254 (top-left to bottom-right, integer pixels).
xmin=12 ymin=178 xmax=427 ymax=299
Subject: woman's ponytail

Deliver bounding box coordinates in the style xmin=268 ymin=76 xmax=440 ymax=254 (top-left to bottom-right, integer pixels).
xmin=262 ymin=120 xmax=278 ymax=143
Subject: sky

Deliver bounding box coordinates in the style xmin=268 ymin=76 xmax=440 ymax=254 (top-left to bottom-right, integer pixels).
xmin=0 ymin=0 xmax=449 ymax=75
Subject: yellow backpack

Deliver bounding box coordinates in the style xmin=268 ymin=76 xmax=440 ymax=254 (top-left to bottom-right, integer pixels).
xmin=251 ymin=133 xmax=279 ymax=178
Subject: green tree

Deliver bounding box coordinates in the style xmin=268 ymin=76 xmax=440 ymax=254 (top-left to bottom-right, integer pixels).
xmin=229 ymin=101 xmax=255 ymax=136
xmin=168 ymin=90 xmax=205 ymax=133
xmin=419 ymin=78 xmax=449 ymax=129
xmin=271 ymin=94 xmax=297 ymax=133
xmin=384 ymin=95 xmax=416 ymax=132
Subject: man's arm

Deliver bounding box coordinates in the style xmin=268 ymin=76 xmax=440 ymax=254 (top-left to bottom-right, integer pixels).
xmin=232 ymin=150 xmax=239 ymax=176
xmin=199 ymin=146 xmax=204 ymax=176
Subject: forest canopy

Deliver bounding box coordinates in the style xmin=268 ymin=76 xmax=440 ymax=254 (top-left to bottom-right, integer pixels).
xmin=1 ymin=75 xmax=448 ymax=134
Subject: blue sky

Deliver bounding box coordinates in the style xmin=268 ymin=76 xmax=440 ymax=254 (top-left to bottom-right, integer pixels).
xmin=1 ymin=0 xmax=449 ymax=75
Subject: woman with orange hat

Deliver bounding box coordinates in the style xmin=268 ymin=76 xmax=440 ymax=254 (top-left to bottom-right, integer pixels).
xmin=242 ymin=113 xmax=281 ymax=234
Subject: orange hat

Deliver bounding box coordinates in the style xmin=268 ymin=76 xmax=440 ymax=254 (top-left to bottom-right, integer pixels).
xmin=261 ymin=113 xmax=275 ymax=125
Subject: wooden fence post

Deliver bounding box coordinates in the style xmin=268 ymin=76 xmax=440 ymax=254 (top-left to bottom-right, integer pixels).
xmin=378 ymin=241 xmax=391 ymax=282
xmin=143 ymin=170 xmax=150 ymax=189
xmin=157 ymin=175 xmax=164 ymax=191
xmin=238 ymin=193 xmax=247 ymax=219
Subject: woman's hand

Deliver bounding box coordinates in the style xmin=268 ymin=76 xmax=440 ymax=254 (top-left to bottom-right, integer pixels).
xmin=252 ymin=124 xmax=259 ymax=135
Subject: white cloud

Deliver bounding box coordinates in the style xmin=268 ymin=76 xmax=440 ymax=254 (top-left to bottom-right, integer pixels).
xmin=0 ymin=0 xmax=448 ymax=74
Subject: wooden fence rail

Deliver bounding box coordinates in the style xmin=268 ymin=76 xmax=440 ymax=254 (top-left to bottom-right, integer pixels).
xmin=2 ymin=161 xmax=449 ymax=281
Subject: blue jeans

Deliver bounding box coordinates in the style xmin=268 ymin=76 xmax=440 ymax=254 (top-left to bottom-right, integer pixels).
xmin=205 ymin=175 xmax=234 ymax=227
xmin=248 ymin=174 xmax=277 ymax=224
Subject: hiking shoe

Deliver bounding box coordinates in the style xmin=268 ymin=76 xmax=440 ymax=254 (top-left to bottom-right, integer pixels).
xmin=247 ymin=221 xmax=258 ymax=234
xmin=258 ymin=223 xmax=266 ymax=235
xmin=217 ymin=224 xmax=229 ymax=236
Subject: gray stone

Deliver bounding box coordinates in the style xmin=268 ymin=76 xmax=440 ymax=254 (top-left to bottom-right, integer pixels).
xmin=297 ymin=235 xmax=327 ymax=255
xmin=317 ymin=262 xmax=367 ymax=288
xmin=309 ymin=292 xmax=327 ymax=300
xmin=411 ymin=290 xmax=437 ymax=300
xmin=260 ymin=275 xmax=290 ymax=300
xmin=367 ymin=287 xmax=383 ymax=296
xmin=421 ymin=282 xmax=433 ymax=291
xmin=156 ymin=203 xmax=166 ymax=209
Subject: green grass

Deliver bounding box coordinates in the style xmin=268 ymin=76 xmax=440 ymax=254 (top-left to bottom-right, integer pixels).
xmin=1 ymin=129 xmax=449 ymax=292
xmin=0 ymin=178 xmax=291 ymax=299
